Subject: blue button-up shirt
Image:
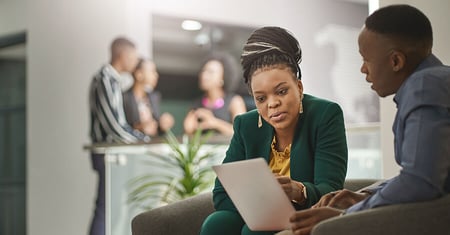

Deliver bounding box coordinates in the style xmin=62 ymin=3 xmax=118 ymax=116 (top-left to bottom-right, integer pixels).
xmin=347 ymin=54 xmax=450 ymax=213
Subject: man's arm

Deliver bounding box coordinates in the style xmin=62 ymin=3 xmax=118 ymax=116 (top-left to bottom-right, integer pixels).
xmin=93 ymin=75 xmax=147 ymax=143
xmin=347 ymin=104 xmax=450 ymax=213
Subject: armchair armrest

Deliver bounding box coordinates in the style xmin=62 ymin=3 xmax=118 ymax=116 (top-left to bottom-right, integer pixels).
xmin=343 ymin=179 xmax=381 ymax=192
xmin=312 ymin=194 xmax=450 ymax=235
xmin=131 ymin=193 xmax=214 ymax=235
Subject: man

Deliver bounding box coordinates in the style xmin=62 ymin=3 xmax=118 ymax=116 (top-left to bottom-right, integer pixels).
xmin=280 ymin=4 xmax=450 ymax=235
xmin=88 ymin=37 xmax=149 ymax=235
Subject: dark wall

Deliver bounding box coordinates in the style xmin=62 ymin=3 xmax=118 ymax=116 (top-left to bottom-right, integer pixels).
xmin=0 ymin=58 xmax=26 ymax=235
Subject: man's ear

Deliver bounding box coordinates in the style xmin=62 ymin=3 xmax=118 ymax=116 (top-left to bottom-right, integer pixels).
xmin=390 ymin=50 xmax=406 ymax=72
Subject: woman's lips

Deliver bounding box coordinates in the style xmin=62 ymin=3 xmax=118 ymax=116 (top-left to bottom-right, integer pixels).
xmin=269 ymin=112 xmax=286 ymax=122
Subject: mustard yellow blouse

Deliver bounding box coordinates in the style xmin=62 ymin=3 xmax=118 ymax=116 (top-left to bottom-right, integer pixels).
xmin=269 ymin=136 xmax=291 ymax=177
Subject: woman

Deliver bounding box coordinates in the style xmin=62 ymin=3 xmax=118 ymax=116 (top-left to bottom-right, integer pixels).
xmin=123 ymin=58 xmax=174 ymax=137
xmin=199 ymin=26 xmax=348 ymax=235
xmin=183 ymin=53 xmax=247 ymax=136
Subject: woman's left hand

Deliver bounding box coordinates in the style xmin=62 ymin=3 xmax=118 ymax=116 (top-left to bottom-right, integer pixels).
xmin=275 ymin=175 xmax=304 ymax=202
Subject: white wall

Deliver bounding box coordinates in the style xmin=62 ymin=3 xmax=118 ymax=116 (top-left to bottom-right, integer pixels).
xmin=377 ymin=0 xmax=450 ymax=178
xmin=26 ymin=0 xmax=135 ymax=234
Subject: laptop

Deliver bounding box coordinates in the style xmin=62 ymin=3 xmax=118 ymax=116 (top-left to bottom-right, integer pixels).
xmin=212 ymin=158 xmax=295 ymax=231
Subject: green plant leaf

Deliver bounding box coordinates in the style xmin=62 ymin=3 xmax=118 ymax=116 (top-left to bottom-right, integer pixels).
xmin=127 ymin=129 xmax=221 ymax=209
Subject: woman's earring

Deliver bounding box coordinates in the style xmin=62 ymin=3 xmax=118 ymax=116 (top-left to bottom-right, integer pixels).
xmin=258 ymin=114 xmax=262 ymax=128
xmin=299 ymin=94 xmax=304 ymax=114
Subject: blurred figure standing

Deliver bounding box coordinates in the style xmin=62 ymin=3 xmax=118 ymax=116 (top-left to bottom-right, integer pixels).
xmin=123 ymin=58 xmax=175 ymax=136
xmin=184 ymin=53 xmax=246 ymax=136
xmin=88 ymin=37 xmax=149 ymax=235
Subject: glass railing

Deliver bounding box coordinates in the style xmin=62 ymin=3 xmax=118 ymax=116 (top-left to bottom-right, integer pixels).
xmin=85 ymin=135 xmax=230 ymax=235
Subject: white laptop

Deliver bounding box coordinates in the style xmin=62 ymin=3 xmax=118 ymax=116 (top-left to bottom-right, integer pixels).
xmin=212 ymin=158 xmax=295 ymax=231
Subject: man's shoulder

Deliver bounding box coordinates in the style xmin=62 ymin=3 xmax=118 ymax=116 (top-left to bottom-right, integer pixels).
xmin=414 ymin=63 xmax=450 ymax=77
xmin=400 ymin=66 xmax=450 ymax=108
xmin=411 ymin=55 xmax=450 ymax=85
xmin=409 ymin=64 xmax=450 ymax=91
xmin=93 ymin=64 xmax=108 ymax=76
xmin=92 ymin=65 xmax=118 ymax=85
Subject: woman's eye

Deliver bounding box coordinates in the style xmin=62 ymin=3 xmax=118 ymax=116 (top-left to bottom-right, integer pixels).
xmin=278 ymin=88 xmax=288 ymax=95
xmin=256 ymin=96 xmax=265 ymax=103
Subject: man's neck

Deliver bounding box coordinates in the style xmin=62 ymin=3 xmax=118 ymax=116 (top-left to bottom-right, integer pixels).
xmin=110 ymin=61 xmax=124 ymax=73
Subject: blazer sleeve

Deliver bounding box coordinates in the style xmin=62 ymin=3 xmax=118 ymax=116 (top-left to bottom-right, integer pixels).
xmin=303 ymin=102 xmax=348 ymax=207
xmin=122 ymin=90 xmax=140 ymax=127
xmin=149 ymin=91 xmax=162 ymax=120
xmin=212 ymin=114 xmax=246 ymax=211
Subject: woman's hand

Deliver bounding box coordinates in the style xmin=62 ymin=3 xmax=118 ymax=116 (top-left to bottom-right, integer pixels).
xmin=312 ymin=189 xmax=369 ymax=209
xmin=275 ymin=175 xmax=305 ymax=203
xmin=140 ymin=119 xmax=159 ymax=136
xmin=183 ymin=110 xmax=199 ymax=134
xmin=159 ymin=112 xmax=175 ymax=132
xmin=194 ymin=108 xmax=218 ymax=130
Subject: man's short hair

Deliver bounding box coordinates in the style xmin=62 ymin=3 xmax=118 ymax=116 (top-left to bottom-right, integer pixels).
xmin=110 ymin=37 xmax=135 ymax=61
xmin=365 ymin=4 xmax=433 ymax=52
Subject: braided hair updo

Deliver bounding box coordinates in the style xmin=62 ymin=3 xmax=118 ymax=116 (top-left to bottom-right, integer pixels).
xmin=241 ymin=26 xmax=302 ymax=93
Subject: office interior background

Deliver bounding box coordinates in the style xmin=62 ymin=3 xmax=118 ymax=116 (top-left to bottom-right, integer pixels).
xmin=0 ymin=0 xmax=449 ymax=234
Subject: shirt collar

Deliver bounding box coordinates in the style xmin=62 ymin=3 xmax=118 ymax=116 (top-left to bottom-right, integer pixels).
xmin=106 ymin=64 xmax=122 ymax=82
xmin=393 ymin=54 xmax=443 ymax=104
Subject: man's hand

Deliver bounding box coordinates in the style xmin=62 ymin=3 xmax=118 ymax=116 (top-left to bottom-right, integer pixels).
xmin=312 ymin=189 xmax=369 ymax=209
xmin=290 ymin=207 xmax=343 ymax=235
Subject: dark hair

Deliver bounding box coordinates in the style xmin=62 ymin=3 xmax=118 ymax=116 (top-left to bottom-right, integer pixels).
xmin=365 ymin=5 xmax=433 ymax=53
xmin=110 ymin=37 xmax=135 ymax=61
xmin=200 ymin=52 xmax=240 ymax=93
xmin=240 ymin=26 xmax=302 ymax=89
xmin=131 ymin=57 xmax=146 ymax=79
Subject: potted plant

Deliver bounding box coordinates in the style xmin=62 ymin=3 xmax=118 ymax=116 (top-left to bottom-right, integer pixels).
xmin=127 ymin=129 xmax=222 ymax=210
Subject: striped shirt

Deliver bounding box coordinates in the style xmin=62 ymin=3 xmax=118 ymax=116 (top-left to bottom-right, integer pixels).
xmin=89 ymin=64 xmax=148 ymax=144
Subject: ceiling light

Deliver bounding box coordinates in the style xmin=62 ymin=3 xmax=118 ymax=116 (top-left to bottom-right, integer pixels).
xmin=181 ymin=20 xmax=202 ymax=31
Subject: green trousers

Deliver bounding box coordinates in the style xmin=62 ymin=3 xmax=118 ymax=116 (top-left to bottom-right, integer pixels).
xmin=200 ymin=210 xmax=279 ymax=235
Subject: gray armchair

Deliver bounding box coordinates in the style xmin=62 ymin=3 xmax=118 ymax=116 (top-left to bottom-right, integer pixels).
xmin=131 ymin=179 xmax=450 ymax=235
xmin=312 ymin=193 xmax=450 ymax=235
xmin=132 ymin=192 xmax=213 ymax=235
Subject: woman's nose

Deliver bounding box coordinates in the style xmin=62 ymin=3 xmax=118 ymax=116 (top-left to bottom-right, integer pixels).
xmin=268 ymin=99 xmax=280 ymax=108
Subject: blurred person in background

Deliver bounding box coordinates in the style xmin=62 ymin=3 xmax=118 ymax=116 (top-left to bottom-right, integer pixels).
xmin=88 ymin=37 xmax=149 ymax=235
xmin=123 ymin=58 xmax=175 ymax=136
xmin=183 ymin=52 xmax=246 ymax=136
